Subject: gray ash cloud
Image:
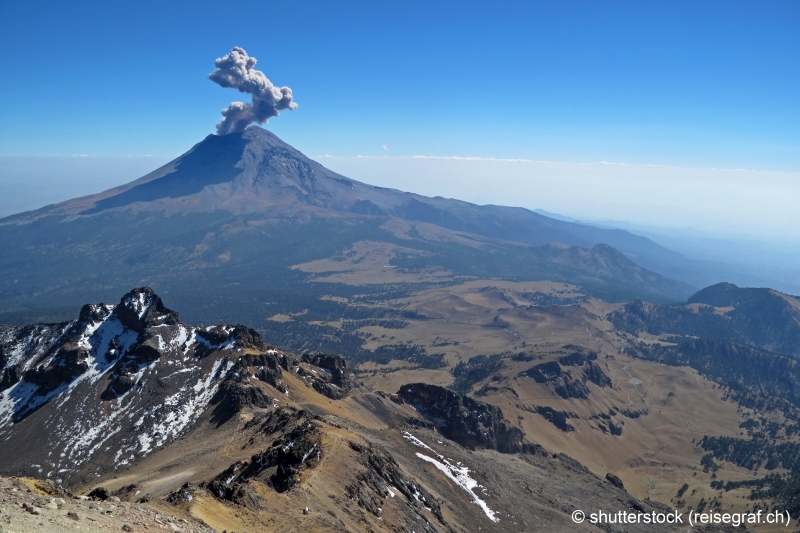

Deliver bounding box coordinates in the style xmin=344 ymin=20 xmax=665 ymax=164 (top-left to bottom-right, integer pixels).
xmin=209 ymin=47 xmax=298 ymax=134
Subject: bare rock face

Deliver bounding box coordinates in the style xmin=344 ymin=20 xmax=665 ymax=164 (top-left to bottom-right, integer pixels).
xmin=0 ymin=287 xmax=284 ymax=483
xmin=113 ymin=287 xmax=181 ymax=333
xmin=213 ymin=380 xmax=274 ymax=412
xmin=346 ymin=441 xmax=445 ymax=524
xmin=397 ymin=383 xmax=530 ymax=454
xmin=299 ymin=353 xmax=357 ymax=399
xmin=606 ymin=472 xmax=626 ymax=491
xmin=274 ymin=352 xmax=357 ymax=400
xmin=23 ymin=343 xmax=90 ymax=395
xmin=235 ymin=351 xmax=283 ymax=390
xmin=207 ymin=407 xmax=322 ymax=505
xmin=524 ymin=351 xmax=611 ymax=399
xmin=88 ymin=487 xmax=110 ymax=500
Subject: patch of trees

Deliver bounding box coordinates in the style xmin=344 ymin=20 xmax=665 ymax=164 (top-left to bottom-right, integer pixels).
xmin=700 ymin=436 xmax=800 ymax=473
xmin=626 ymin=339 xmax=800 ymax=411
xmin=451 ymin=354 xmax=504 ymax=394
xmin=519 ymin=291 xmax=587 ymax=307
xmin=609 ymin=283 xmax=800 ymax=359
xmin=710 ymin=473 xmax=800 ymax=518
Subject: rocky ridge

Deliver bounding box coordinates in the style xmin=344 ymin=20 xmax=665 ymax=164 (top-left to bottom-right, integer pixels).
xmin=0 ymin=288 xmax=356 ymax=485
xmin=397 ymin=382 xmax=540 ymax=454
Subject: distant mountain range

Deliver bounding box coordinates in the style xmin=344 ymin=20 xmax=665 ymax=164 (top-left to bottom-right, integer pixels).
xmin=0 ymin=126 xmax=704 ymax=322
xmin=535 ymin=209 xmax=800 ymax=296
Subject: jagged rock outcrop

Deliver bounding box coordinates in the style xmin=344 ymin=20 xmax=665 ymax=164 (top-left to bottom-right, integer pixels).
xmin=207 ymin=408 xmax=321 ymax=505
xmin=606 ymin=473 xmax=626 ymax=491
xmin=301 ymin=353 xmax=357 ymax=398
xmin=524 ymin=351 xmax=612 ymax=399
xmin=113 ymin=287 xmax=181 ymax=333
xmin=346 ymin=441 xmax=445 ymax=524
xmin=527 ymin=405 xmax=576 ymax=432
xmin=0 ymin=288 xmax=285 ymax=482
xmin=213 ymin=380 xmax=274 ymax=413
xmin=397 ymin=383 xmax=531 ymax=453
xmin=165 ymin=482 xmax=196 ymax=505
xmin=276 ymin=352 xmax=357 ymax=400
xmin=236 ymin=350 xmax=284 ymax=389
xmin=87 ymin=487 xmax=110 ymax=500
xmin=222 ymin=348 xmax=357 ymax=403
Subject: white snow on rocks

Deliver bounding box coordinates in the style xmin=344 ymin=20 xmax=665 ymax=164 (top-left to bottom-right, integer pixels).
xmin=402 ymin=431 xmax=499 ymax=522
xmin=0 ymin=299 xmax=243 ymax=480
xmin=124 ymin=291 xmax=154 ymax=319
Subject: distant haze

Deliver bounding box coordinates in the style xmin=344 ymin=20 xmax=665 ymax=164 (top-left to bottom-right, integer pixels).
xmin=3 ymin=150 xmax=798 ymax=245
xmin=0 ymin=156 xmax=171 ymax=218
xmin=315 ymin=154 xmax=800 ymax=244
xmin=3 ymin=138 xmax=799 ymax=298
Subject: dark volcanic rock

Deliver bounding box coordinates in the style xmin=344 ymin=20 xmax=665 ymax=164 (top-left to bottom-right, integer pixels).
xmin=524 ymin=353 xmax=612 ymax=399
xmin=397 ymin=383 xmax=528 ymax=453
xmin=606 ymin=472 xmax=626 ymax=491
xmin=275 ymin=352 xmax=357 ymax=400
xmin=0 ymin=363 xmax=22 ymax=391
xmin=114 ymin=287 xmax=180 ymax=333
xmin=128 ymin=339 xmax=162 ymax=365
xmin=208 ymin=407 xmax=322 ymax=504
xmin=235 ymin=351 xmax=283 ymax=390
xmin=24 ymin=343 xmax=90 ymax=394
xmin=532 ymin=406 xmax=575 ymax=432
xmin=166 ymin=482 xmax=195 ymax=505
xmin=526 ymin=361 xmax=562 ymax=383
xmin=346 ymin=441 xmax=445 ymax=524
xmin=0 ymin=287 xmax=255 ymax=481
xmin=105 ymin=372 xmax=138 ymax=398
xmin=300 ymin=353 xmax=356 ymax=399
xmin=214 ymin=381 xmax=273 ymax=412
xmin=88 ymin=487 xmax=109 ymax=500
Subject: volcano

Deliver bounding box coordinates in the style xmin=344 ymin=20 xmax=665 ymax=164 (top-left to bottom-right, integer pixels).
xmin=0 ymin=126 xmax=698 ymax=320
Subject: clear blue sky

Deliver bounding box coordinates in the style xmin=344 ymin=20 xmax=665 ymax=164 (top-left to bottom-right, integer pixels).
xmin=1 ymin=0 xmax=797 ymax=170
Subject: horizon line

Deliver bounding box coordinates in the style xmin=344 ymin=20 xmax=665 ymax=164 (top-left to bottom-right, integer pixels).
xmin=314 ymin=154 xmax=800 ymax=175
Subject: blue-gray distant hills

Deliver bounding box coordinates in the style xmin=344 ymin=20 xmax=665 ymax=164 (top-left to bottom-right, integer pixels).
xmin=1 ymin=126 xmax=704 ymax=321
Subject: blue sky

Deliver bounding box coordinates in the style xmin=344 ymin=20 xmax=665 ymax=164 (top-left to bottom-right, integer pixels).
xmin=0 ymin=1 xmax=798 ymax=241
xmin=1 ymin=0 xmax=797 ymax=168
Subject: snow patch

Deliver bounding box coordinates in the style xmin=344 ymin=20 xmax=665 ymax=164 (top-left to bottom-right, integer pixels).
xmin=403 ymin=432 xmax=499 ymax=522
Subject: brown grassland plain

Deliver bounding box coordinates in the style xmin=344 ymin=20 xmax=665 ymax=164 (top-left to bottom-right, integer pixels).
xmin=289 ymin=273 xmax=793 ymax=529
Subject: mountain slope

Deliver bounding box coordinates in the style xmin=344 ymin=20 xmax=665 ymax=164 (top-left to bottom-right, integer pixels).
xmin=0 ymin=288 xmax=703 ymax=533
xmin=5 ymin=126 xmax=703 ymax=283
xmin=0 ymin=126 xmax=694 ymax=317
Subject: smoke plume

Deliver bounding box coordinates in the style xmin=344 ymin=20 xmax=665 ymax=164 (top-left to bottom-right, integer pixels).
xmin=209 ymin=47 xmax=298 ymax=134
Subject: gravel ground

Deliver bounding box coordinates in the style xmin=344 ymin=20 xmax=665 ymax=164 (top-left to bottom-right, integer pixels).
xmin=0 ymin=476 xmax=216 ymax=533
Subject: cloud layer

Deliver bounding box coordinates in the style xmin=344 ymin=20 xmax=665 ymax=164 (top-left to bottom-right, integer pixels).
xmin=209 ymin=47 xmax=297 ymax=134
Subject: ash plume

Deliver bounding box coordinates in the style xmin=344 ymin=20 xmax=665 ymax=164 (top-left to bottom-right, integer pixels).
xmin=209 ymin=47 xmax=298 ymax=134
